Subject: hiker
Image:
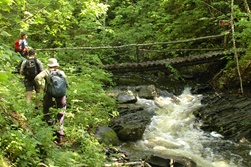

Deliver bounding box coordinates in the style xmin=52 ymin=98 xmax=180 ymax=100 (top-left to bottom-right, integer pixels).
xmin=15 ymin=33 xmax=29 ymax=73
xmin=34 ymin=58 xmax=69 ymax=143
xmin=15 ymin=32 xmax=29 ymax=58
xmin=20 ymin=49 xmax=44 ymax=109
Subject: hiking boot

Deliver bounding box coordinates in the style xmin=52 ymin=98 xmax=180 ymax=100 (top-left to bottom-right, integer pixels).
xmin=56 ymin=135 xmax=63 ymax=144
xmin=56 ymin=132 xmax=63 ymax=143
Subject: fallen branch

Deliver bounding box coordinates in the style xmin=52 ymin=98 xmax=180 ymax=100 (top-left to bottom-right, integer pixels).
xmin=104 ymin=161 xmax=151 ymax=167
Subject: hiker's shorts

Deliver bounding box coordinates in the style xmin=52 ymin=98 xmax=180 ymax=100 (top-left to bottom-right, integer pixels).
xmin=24 ymin=79 xmax=40 ymax=92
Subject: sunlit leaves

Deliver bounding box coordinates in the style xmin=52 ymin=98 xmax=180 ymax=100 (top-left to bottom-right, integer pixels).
xmin=1 ymin=31 xmax=11 ymax=37
xmin=0 ymin=72 xmax=9 ymax=82
xmin=0 ymin=0 xmax=14 ymax=12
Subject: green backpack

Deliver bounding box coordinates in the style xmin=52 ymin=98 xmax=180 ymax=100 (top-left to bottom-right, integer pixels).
xmin=47 ymin=71 xmax=67 ymax=97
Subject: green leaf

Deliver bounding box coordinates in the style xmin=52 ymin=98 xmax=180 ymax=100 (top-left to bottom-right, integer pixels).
xmin=0 ymin=72 xmax=9 ymax=82
xmin=1 ymin=31 xmax=11 ymax=37
xmin=0 ymin=54 xmax=10 ymax=60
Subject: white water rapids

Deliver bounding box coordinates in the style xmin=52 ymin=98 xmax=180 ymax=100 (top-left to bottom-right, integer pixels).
xmin=131 ymin=88 xmax=243 ymax=167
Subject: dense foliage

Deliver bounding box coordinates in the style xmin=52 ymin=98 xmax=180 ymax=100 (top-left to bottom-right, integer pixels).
xmin=1 ymin=0 xmax=251 ymax=166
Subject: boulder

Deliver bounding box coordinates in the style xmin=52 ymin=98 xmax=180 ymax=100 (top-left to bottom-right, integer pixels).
xmin=117 ymin=90 xmax=137 ymax=104
xmin=116 ymin=121 xmax=145 ymax=141
xmin=137 ymin=85 xmax=158 ymax=99
xmin=95 ymin=126 xmax=120 ymax=146
xmin=110 ymin=109 xmax=154 ymax=142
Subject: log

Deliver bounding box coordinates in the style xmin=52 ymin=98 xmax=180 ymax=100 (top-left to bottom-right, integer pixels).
xmin=104 ymin=161 xmax=151 ymax=167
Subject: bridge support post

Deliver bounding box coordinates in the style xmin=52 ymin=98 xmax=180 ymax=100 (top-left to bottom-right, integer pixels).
xmin=223 ymin=34 xmax=227 ymax=49
xmin=136 ymin=46 xmax=139 ymax=63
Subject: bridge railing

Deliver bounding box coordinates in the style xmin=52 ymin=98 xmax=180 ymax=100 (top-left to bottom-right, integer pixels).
xmin=36 ymin=32 xmax=230 ymax=64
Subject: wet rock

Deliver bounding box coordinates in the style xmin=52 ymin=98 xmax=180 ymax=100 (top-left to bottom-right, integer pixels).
xmin=110 ymin=110 xmax=154 ymax=142
xmin=95 ymin=126 xmax=120 ymax=146
xmin=146 ymin=155 xmax=197 ymax=167
xmin=117 ymin=103 xmax=144 ymax=116
xmin=197 ymin=94 xmax=251 ymax=142
xmin=117 ymin=90 xmax=137 ymax=104
xmin=116 ymin=121 xmax=145 ymax=141
xmin=147 ymin=156 xmax=171 ymax=167
xmin=137 ymin=85 xmax=158 ymax=99
xmin=157 ymin=88 xmax=175 ymax=97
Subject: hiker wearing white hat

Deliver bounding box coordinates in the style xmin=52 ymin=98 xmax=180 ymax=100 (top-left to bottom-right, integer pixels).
xmin=35 ymin=58 xmax=69 ymax=144
xmin=47 ymin=58 xmax=59 ymax=67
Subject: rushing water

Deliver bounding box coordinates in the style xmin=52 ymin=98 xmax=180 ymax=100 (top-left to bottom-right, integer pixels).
xmin=123 ymin=88 xmax=248 ymax=167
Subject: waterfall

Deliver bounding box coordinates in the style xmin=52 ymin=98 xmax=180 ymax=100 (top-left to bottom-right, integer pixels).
xmin=133 ymin=88 xmax=241 ymax=167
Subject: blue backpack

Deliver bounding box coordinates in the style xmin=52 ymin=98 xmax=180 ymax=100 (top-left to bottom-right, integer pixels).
xmin=47 ymin=71 xmax=67 ymax=97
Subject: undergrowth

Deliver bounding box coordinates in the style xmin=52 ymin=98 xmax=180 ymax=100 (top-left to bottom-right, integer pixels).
xmin=0 ymin=52 xmax=118 ymax=166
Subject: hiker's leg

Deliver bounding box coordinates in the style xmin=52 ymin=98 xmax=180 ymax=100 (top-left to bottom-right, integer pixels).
xmin=25 ymin=80 xmax=33 ymax=104
xmin=55 ymin=96 xmax=66 ymax=136
xmin=35 ymin=93 xmax=40 ymax=109
xmin=43 ymin=93 xmax=55 ymax=125
xmin=55 ymin=95 xmax=66 ymax=109
xmin=57 ymin=112 xmax=65 ymax=136
xmin=34 ymin=81 xmax=42 ymax=109
xmin=26 ymin=91 xmax=33 ymax=103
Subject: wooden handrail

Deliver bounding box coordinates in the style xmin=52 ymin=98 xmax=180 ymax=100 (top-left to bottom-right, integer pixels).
xmin=36 ymin=33 xmax=229 ymax=51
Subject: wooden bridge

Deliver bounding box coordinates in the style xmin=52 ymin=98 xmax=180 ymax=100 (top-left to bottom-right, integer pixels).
xmin=37 ymin=32 xmax=243 ymax=72
xmin=101 ymin=50 xmax=235 ymax=72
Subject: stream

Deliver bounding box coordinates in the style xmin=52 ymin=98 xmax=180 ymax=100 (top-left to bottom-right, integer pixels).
xmin=120 ymin=88 xmax=250 ymax=167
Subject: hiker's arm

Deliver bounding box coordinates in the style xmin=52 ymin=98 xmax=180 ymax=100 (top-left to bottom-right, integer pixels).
xmin=37 ymin=59 xmax=44 ymax=71
xmin=34 ymin=70 xmax=47 ymax=88
xmin=65 ymin=78 xmax=69 ymax=89
xmin=19 ymin=61 xmax=26 ymax=75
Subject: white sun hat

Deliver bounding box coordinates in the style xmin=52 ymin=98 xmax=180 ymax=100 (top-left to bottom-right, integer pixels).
xmin=47 ymin=58 xmax=59 ymax=67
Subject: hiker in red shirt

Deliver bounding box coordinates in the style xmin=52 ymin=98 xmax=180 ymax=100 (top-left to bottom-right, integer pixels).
xmin=15 ymin=33 xmax=29 ymax=58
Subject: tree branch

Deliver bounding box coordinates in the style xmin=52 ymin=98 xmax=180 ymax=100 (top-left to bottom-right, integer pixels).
xmin=243 ymin=0 xmax=250 ymax=13
xmin=231 ymin=0 xmax=243 ymax=94
xmin=22 ymin=6 xmax=48 ymax=23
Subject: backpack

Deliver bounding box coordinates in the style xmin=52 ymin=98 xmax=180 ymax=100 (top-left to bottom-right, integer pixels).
xmin=14 ymin=39 xmax=22 ymax=52
xmin=47 ymin=70 xmax=67 ymax=97
xmin=23 ymin=58 xmax=40 ymax=80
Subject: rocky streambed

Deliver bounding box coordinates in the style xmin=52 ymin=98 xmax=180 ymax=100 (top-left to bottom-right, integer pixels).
xmin=96 ymin=84 xmax=251 ymax=167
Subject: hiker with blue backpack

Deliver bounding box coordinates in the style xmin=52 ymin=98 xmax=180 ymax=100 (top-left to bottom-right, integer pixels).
xmin=35 ymin=58 xmax=69 ymax=144
xmin=20 ymin=49 xmax=44 ymax=109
